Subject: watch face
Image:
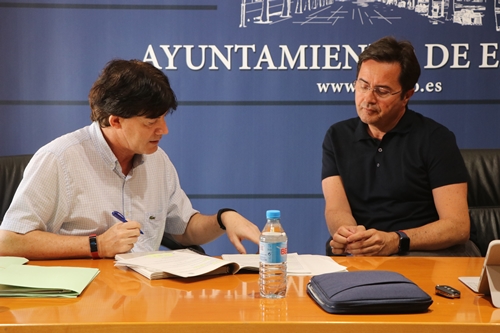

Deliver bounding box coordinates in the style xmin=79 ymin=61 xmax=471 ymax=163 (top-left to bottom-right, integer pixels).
xmin=396 ymin=231 xmax=410 ymax=254
xmin=400 ymin=237 xmax=410 ymax=252
xmin=89 ymin=235 xmax=100 ymax=259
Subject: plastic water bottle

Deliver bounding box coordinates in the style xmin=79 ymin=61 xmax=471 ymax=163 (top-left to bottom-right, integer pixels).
xmin=259 ymin=210 xmax=287 ymax=298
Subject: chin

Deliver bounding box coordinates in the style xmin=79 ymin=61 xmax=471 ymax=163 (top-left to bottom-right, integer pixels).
xmin=143 ymin=147 xmax=159 ymax=155
xmin=358 ymin=115 xmax=373 ymax=125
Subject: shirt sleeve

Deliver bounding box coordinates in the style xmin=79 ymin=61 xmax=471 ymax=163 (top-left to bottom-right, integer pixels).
xmin=426 ymin=126 xmax=468 ymax=189
xmin=0 ymin=151 xmax=67 ymax=234
xmin=162 ymin=154 xmax=198 ymax=235
xmin=321 ymin=125 xmax=340 ymax=180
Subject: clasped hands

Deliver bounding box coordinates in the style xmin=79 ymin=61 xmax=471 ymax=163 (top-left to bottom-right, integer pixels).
xmin=330 ymin=225 xmax=398 ymax=256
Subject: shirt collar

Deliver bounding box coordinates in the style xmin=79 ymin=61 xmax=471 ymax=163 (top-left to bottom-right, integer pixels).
xmin=390 ymin=107 xmax=413 ymax=135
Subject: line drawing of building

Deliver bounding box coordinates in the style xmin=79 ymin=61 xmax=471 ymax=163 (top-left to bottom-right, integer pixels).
xmin=239 ymin=0 xmax=494 ymax=30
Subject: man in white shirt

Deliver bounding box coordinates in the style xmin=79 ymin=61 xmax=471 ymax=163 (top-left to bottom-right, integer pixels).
xmin=0 ymin=59 xmax=261 ymax=259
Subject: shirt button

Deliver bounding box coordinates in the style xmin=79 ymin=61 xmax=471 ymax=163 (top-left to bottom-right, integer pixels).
xmin=378 ymin=148 xmax=383 ymax=152
xmin=376 ymin=163 xmax=380 ymax=167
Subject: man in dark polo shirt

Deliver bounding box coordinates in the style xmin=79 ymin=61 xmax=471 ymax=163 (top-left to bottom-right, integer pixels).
xmin=322 ymin=36 xmax=480 ymax=256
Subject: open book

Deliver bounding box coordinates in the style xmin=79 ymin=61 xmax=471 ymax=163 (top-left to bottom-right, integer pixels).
xmin=115 ymin=250 xmax=347 ymax=280
xmin=115 ymin=249 xmax=254 ymax=279
xmin=0 ymin=257 xmax=99 ymax=298
xmin=222 ymin=253 xmax=347 ymax=276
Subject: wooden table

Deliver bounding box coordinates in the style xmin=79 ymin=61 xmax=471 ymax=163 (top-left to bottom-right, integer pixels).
xmin=0 ymin=256 xmax=498 ymax=333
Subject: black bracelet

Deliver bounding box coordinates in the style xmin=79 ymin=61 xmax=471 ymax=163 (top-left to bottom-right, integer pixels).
xmin=89 ymin=234 xmax=100 ymax=259
xmin=217 ymin=208 xmax=237 ymax=230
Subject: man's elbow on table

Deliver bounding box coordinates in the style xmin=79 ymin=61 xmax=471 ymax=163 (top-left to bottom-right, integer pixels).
xmin=0 ymin=229 xmax=23 ymax=256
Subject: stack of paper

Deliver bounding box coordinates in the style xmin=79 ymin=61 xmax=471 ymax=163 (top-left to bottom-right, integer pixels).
xmin=0 ymin=257 xmax=99 ymax=298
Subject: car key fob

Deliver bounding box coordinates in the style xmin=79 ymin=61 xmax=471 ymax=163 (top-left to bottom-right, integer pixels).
xmin=435 ymin=285 xmax=461 ymax=298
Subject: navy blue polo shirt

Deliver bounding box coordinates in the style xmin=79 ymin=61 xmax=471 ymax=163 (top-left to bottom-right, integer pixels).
xmin=322 ymin=109 xmax=468 ymax=232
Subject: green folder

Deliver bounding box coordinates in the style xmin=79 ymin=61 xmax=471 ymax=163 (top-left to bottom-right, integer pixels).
xmin=0 ymin=261 xmax=99 ymax=298
xmin=0 ymin=256 xmax=28 ymax=268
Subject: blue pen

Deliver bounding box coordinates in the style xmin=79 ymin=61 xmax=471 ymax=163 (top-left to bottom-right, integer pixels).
xmin=112 ymin=211 xmax=144 ymax=234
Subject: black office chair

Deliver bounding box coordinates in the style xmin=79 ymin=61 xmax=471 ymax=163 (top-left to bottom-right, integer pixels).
xmin=0 ymin=154 xmax=33 ymax=223
xmin=461 ymin=149 xmax=500 ymax=256
xmin=0 ymin=154 xmax=204 ymax=253
xmin=161 ymin=232 xmax=205 ymax=254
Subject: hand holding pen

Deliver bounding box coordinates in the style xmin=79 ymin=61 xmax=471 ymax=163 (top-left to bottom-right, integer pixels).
xmin=112 ymin=211 xmax=144 ymax=234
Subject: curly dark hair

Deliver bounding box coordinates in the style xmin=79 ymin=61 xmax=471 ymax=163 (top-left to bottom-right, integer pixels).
xmin=89 ymin=59 xmax=178 ymax=127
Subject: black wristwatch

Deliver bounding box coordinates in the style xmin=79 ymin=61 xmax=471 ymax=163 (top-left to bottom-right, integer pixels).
xmin=395 ymin=230 xmax=410 ymax=255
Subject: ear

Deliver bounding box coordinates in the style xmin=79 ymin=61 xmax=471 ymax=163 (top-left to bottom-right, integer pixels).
xmin=403 ymin=88 xmax=415 ymax=103
xmin=108 ymin=115 xmax=122 ymax=129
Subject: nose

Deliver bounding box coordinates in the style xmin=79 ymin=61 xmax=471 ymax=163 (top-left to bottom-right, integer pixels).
xmin=361 ymin=87 xmax=378 ymax=103
xmin=157 ymin=116 xmax=169 ymax=135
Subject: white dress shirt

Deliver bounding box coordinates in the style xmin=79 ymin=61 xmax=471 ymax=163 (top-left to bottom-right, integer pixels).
xmin=1 ymin=122 xmax=197 ymax=252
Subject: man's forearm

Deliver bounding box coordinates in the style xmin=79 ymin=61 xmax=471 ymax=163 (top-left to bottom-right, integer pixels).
xmin=325 ymin=210 xmax=358 ymax=237
xmin=403 ymin=218 xmax=470 ymax=251
xmin=0 ymin=230 xmax=92 ymax=259
xmin=174 ymin=213 xmax=224 ymax=246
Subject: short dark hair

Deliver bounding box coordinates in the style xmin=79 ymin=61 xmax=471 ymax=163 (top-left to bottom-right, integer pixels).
xmin=89 ymin=59 xmax=178 ymax=127
xmin=356 ymin=36 xmax=421 ymax=96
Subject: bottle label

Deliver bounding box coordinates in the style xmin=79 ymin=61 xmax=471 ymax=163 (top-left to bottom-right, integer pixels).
xmin=260 ymin=241 xmax=287 ymax=264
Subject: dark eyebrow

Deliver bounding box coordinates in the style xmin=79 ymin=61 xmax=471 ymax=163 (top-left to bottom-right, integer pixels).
xmin=358 ymin=78 xmax=369 ymax=85
xmin=358 ymin=78 xmax=392 ymax=90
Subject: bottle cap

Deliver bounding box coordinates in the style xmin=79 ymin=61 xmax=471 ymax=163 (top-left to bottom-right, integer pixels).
xmin=266 ymin=210 xmax=281 ymax=219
